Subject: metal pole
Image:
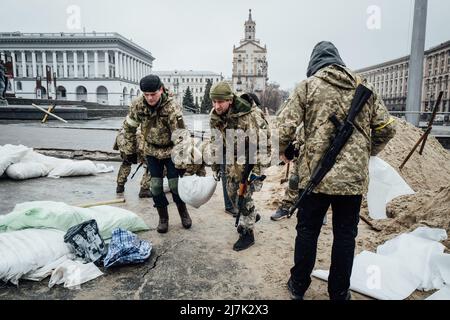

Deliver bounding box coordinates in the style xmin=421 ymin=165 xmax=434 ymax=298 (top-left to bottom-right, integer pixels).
xmin=406 ymin=0 xmax=428 ymax=127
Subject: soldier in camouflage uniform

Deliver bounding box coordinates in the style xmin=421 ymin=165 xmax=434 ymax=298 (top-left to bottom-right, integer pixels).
xmin=121 ymin=75 xmax=192 ymax=234
xmin=269 ymin=123 xmax=329 ymax=224
xmin=208 ymin=82 xmax=271 ymax=252
xmin=278 ymin=42 xmax=396 ymax=300
xmin=113 ymin=126 xmax=152 ymax=198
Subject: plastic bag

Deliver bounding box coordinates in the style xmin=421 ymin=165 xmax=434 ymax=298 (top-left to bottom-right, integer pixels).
xmin=103 ymin=228 xmax=152 ymax=268
xmin=48 ymin=160 xmax=113 ymax=178
xmin=367 ymin=157 xmax=415 ymax=219
xmin=178 ymin=175 xmax=217 ymax=208
xmin=64 ymin=220 xmax=107 ymax=264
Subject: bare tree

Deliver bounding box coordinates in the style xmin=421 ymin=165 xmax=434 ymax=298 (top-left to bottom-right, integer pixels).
xmin=260 ymin=82 xmax=289 ymax=114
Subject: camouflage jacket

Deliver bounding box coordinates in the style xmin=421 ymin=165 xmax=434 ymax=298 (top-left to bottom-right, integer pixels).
xmin=113 ymin=126 xmax=145 ymax=158
xmin=121 ymin=93 xmax=186 ymax=159
xmin=209 ymin=95 xmax=271 ymax=181
xmin=277 ymin=64 xmax=396 ymax=195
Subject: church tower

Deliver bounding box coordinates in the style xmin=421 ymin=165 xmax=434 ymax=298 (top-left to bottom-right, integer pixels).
xmin=232 ymin=9 xmax=268 ymax=95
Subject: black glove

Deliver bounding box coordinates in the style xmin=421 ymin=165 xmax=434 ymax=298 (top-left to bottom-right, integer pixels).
xmin=284 ymin=143 xmax=299 ymax=161
xmin=124 ymin=153 xmax=138 ymax=164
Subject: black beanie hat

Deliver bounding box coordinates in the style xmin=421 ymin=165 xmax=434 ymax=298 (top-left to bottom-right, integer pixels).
xmin=140 ymin=75 xmax=162 ymax=92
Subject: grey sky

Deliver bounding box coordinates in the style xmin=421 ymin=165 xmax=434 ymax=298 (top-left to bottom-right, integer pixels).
xmin=2 ymin=0 xmax=450 ymax=89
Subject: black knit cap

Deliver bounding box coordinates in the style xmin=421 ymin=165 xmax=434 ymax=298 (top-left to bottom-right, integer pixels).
xmin=140 ymin=75 xmax=162 ymax=92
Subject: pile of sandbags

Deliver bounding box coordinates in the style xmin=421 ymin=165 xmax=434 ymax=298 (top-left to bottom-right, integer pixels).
xmin=0 ymin=144 xmax=113 ymax=180
xmin=0 ymin=201 xmax=150 ymax=287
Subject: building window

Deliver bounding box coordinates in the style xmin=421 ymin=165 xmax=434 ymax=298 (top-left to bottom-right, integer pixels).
xmin=16 ymin=81 xmax=22 ymax=91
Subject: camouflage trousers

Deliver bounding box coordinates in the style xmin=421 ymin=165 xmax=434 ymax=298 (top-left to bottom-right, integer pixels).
xmin=117 ymin=162 xmax=151 ymax=189
xmin=280 ymin=173 xmax=300 ymax=211
xmin=226 ymin=179 xmax=257 ymax=231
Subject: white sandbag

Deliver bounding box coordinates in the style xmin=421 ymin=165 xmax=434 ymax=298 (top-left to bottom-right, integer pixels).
xmin=0 ymin=144 xmax=31 ymax=175
xmin=178 ymin=175 xmax=217 ymax=208
xmin=48 ymin=160 xmax=98 ymax=178
xmin=313 ymin=251 xmax=421 ymax=300
xmin=0 ymin=229 xmax=71 ymax=285
xmin=48 ymin=259 xmax=103 ymax=289
xmin=367 ymin=157 xmax=415 ymax=219
xmin=312 ymin=227 xmax=450 ymax=299
xmin=376 ymin=231 xmax=447 ymax=291
xmin=6 ymin=162 xmax=50 ymax=180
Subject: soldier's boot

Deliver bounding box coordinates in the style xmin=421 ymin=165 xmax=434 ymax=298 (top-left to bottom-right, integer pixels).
xmin=176 ymin=203 xmax=192 ymax=229
xmin=116 ymin=184 xmax=125 ymax=194
xmin=139 ymin=187 xmax=153 ymax=198
xmin=156 ymin=207 xmax=169 ymax=234
xmin=233 ymin=228 xmax=255 ymax=252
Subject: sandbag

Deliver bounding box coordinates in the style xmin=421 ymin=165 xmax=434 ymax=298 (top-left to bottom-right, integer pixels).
xmin=367 ymin=156 xmax=415 ymax=219
xmin=48 ymin=160 xmax=113 ymax=178
xmin=6 ymin=162 xmax=50 ymax=180
xmin=0 ymin=201 xmax=149 ymax=239
xmin=0 ymin=229 xmax=71 ymax=285
xmin=0 ymin=144 xmax=31 ymax=175
xmin=0 ymin=144 xmax=113 ymax=180
xmin=178 ymin=175 xmax=217 ymax=208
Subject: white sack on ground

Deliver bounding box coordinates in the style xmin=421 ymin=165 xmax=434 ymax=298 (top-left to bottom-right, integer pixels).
xmin=376 ymin=228 xmax=448 ymax=291
xmin=0 ymin=229 xmax=71 ymax=285
xmin=312 ymin=227 xmax=450 ymax=299
xmin=178 ymin=175 xmax=217 ymax=208
xmin=312 ymin=250 xmax=421 ymax=300
xmin=48 ymin=160 xmax=113 ymax=178
xmin=367 ymin=156 xmax=415 ymax=219
xmin=0 ymin=144 xmax=31 ymax=176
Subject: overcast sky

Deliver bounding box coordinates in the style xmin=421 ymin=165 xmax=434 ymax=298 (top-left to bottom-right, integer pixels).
xmin=2 ymin=0 xmax=450 ymax=89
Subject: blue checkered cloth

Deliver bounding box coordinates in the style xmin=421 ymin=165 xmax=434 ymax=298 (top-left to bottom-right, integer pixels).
xmin=103 ymin=228 xmax=152 ymax=268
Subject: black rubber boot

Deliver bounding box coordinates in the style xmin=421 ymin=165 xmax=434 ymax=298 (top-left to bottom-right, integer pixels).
xmin=139 ymin=187 xmax=153 ymax=198
xmin=176 ymin=203 xmax=192 ymax=229
xmin=233 ymin=228 xmax=255 ymax=251
xmin=116 ymin=184 xmax=125 ymax=194
xmin=156 ymin=207 xmax=169 ymax=233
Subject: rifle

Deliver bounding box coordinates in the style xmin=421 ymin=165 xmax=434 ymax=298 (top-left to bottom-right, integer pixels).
xmin=288 ymin=84 xmax=373 ymax=218
xmin=130 ymin=162 xmax=143 ymax=179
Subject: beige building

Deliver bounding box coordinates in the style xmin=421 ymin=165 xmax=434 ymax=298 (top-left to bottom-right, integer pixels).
xmin=232 ymin=9 xmax=268 ymax=96
xmin=153 ymin=70 xmax=223 ymax=111
xmin=356 ymin=40 xmax=450 ymax=114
